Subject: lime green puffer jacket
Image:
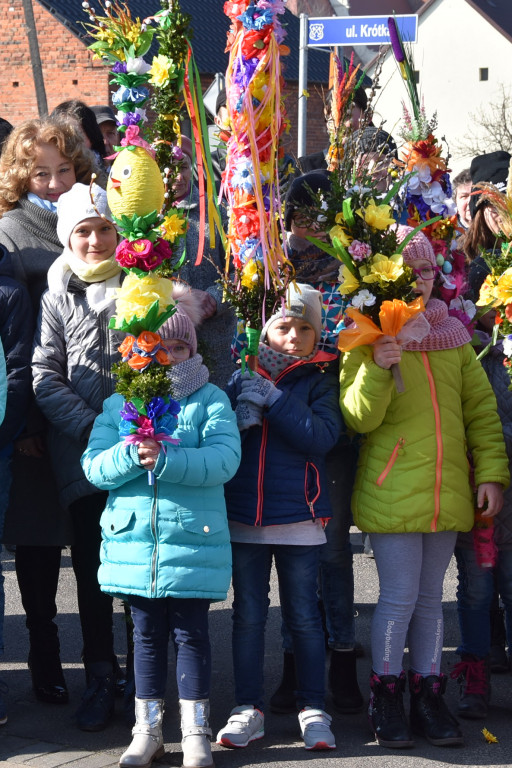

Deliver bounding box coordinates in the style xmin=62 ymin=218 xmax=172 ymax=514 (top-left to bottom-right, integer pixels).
xmin=339 ymin=344 xmax=509 ymax=534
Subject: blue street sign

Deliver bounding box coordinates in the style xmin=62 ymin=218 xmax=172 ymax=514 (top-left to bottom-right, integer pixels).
xmin=307 ymin=14 xmax=418 ymax=47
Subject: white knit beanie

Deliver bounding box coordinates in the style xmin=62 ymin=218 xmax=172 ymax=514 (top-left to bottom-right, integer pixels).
xmin=56 ymin=183 xmax=112 ymax=247
xmin=261 ymin=282 xmax=323 ymax=344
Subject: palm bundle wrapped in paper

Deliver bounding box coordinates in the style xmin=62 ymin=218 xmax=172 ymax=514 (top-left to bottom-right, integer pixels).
xmin=326 ymin=53 xmax=366 ymax=172
xmin=221 ymin=0 xmax=292 ymax=370
xmin=387 ymin=16 xmax=462 ymax=302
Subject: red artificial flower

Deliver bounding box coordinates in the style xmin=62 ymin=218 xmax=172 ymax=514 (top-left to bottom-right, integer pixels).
xmin=233 ymin=206 xmax=260 ymax=239
xmin=241 ymin=28 xmax=272 ymax=59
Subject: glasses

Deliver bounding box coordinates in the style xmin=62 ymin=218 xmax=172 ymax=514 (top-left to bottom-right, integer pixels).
xmin=161 ymin=341 xmax=190 ymax=359
xmin=412 ymin=266 xmax=439 ymax=280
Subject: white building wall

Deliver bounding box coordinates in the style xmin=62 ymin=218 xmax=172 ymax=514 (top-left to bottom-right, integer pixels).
xmin=368 ymin=0 xmax=511 ymax=175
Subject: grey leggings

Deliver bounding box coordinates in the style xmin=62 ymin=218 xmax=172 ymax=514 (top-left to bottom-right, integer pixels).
xmin=370 ymin=531 xmax=457 ymax=677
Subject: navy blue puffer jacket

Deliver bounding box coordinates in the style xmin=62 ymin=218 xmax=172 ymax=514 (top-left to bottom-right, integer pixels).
xmin=225 ymin=350 xmax=343 ymax=525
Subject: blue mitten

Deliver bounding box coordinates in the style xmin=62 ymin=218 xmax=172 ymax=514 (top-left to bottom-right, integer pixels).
xmin=237 ymin=371 xmax=282 ymax=408
xmin=235 ymin=399 xmax=263 ymax=431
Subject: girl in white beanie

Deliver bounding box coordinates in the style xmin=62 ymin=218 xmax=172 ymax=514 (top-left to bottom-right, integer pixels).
xmin=32 ymin=182 xmax=125 ymax=732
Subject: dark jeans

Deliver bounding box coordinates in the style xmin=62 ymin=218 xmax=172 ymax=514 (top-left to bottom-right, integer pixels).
xmin=231 ymin=541 xmax=325 ymax=711
xmin=128 ymin=595 xmax=211 ymax=700
xmin=16 ymin=492 xmax=114 ymax=678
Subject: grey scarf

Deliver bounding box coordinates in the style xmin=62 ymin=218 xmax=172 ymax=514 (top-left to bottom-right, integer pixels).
xmin=166 ymin=353 xmax=210 ymax=400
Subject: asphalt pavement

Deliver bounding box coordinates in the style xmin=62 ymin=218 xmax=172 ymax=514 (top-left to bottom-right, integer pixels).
xmin=1 ymin=530 xmax=512 ymax=768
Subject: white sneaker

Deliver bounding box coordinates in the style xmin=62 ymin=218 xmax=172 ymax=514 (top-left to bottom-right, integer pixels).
xmin=299 ymin=707 xmax=336 ymax=750
xmin=216 ymin=705 xmax=264 ymax=748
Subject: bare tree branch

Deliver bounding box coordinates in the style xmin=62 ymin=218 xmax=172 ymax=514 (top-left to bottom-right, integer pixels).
xmin=453 ymin=84 xmax=512 ymax=159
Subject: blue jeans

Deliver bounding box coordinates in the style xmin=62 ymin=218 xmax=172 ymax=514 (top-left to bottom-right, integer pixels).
xmin=129 ymin=595 xmax=211 ymax=700
xmin=281 ymin=445 xmax=358 ymax=652
xmin=0 ymin=445 xmax=13 ymax=656
xmin=231 ymin=541 xmax=325 ymax=711
xmin=455 ymin=545 xmax=512 ymax=658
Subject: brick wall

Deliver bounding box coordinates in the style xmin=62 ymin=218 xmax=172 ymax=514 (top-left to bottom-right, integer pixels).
xmin=0 ymin=0 xmax=109 ymax=124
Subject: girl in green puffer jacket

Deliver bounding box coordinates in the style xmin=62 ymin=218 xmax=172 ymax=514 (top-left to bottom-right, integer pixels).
xmin=339 ymin=226 xmax=509 ymax=751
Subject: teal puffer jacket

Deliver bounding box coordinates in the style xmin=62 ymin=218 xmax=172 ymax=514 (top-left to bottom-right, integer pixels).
xmin=340 ymin=344 xmax=509 ymax=534
xmin=81 ymin=386 xmax=241 ymax=601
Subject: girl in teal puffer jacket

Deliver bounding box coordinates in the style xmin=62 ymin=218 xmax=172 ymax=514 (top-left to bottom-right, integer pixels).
xmin=340 ymin=227 xmax=509 ymax=751
xmin=82 ymin=294 xmax=241 ymax=768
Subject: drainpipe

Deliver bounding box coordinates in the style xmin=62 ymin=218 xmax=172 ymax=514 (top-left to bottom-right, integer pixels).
xmin=22 ymin=0 xmax=48 ymax=116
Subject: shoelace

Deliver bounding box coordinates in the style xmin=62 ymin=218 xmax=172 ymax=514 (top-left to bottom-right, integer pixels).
xmin=450 ymin=659 xmax=488 ymax=695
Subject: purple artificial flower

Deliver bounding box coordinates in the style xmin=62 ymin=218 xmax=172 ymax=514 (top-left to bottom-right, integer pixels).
xmin=388 ymin=17 xmax=405 ymax=63
xmin=232 ymin=57 xmax=259 ymax=90
xmin=147 ymin=397 xmax=168 ymax=421
xmin=120 ymin=401 xmax=140 ymax=421
xmin=112 ymin=61 xmax=127 ymax=74
xmin=120 ymin=112 xmax=143 ymax=127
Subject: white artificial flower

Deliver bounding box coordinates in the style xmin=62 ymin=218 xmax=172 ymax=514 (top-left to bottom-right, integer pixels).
xmin=503 ymin=335 xmax=512 ymax=358
xmin=125 ymin=57 xmax=152 ymax=75
xmin=449 ymin=297 xmax=477 ymax=321
xmin=351 ymin=289 xmax=377 ymax=309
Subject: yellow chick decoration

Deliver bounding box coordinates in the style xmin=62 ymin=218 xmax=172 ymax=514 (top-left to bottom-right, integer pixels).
xmin=107 ymin=145 xmax=165 ymax=219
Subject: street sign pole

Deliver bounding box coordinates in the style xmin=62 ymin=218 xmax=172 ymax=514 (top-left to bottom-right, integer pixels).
xmin=297 ymin=13 xmax=308 ymax=159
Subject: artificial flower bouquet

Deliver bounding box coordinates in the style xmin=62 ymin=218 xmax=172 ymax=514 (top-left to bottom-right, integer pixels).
xmin=387 ymin=16 xmax=465 ymax=309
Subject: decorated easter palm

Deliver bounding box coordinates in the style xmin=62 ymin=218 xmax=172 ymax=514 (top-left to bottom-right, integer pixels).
xmin=82 ymin=0 xmax=219 ymax=476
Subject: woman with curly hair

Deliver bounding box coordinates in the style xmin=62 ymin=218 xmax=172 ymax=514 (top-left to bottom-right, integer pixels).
xmin=0 ymin=116 xmax=94 ymax=709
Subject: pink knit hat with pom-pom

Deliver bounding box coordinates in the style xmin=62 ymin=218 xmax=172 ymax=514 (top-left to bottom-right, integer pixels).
xmin=159 ymin=282 xmax=203 ymax=356
xmin=395 ymin=225 xmax=437 ymax=268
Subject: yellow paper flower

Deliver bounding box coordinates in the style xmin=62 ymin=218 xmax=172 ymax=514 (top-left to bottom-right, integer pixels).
xmin=114 ymin=273 xmax=175 ymax=324
xmin=358 ymin=199 xmax=396 ymax=230
xmin=494 ymin=267 xmax=512 ymax=305
xmin=251 ymin=71 xmax=269 ymax=102
xmin=148 ymin=54 xmax=176 ymax=88
xmin=362 ymin=253 xmax=404 ymax=284
xmin=241 ymin=260 xmax=263 ymax=289
xmin=476 ymin=274 xmax=498 ymax=307
xmin=482 ymin=727 xmax=498 ymax=743
xmin=338 ymin=265 xmax=360 ymax=295
xmin=329 ymin=224 xmax=353 ymax=248
xmin=160 ymin=212 xmax=187 ymax=243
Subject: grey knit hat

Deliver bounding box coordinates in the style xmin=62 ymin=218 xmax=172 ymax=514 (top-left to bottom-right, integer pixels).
xmin=261 ymin=283 xmax=323 ymax=344
xmin=159 ymin=305 xmax=198 ymax=356
xmin=56 ymin=182 xmax=112 ymax=247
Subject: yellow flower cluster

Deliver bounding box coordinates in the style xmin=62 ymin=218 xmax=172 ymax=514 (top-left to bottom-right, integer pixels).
xmin=357 ymin=200 xmax=395 ymax=230
xmin=149 ymin=54 xmax=176 ymax=88
xmin=160 ymin=212 xmax=187 ymax=243
xmin=114 ymin=273 xmax=175 ymax=324
xmin=329 ymin=213 xmax=352 ymax=247
xmin=477 ymin=268 xmax=512 ymax=308
xmin=241 ymin=260 xmax=263 ymax=289
xmin=363 ymin=253 xmax=404 ymax=285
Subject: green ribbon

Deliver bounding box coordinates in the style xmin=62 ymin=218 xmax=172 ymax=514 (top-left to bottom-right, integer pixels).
xmin=240 ymin=326 xmax=260 ymax=375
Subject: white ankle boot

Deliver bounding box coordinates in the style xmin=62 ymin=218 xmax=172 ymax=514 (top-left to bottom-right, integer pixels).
xmin=180 ymin=699 xmax=214 ymax=768
xmin=119 ymin=698 xmax=165 ymax=768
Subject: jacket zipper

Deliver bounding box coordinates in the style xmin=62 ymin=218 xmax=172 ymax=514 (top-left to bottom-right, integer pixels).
xmin=376 ymin=438 xmax=405 ymax=487
xmin=150 ymin=480 xmax=158 ymax=595
xmin=256 ymin=420 xmax=268 ymax=526
xmin=305 ymin=461 xmax=321 ymax=518
xmin=421 ymin=352 xmax=443 ymax=531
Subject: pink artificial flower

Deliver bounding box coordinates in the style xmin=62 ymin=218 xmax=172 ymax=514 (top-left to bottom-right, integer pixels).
xmin=348 ymin=240 xmax=372 ymax=261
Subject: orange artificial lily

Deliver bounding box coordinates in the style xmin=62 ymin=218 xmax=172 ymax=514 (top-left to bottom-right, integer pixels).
xmin=338 ymin=297 xmax=425 ymax=353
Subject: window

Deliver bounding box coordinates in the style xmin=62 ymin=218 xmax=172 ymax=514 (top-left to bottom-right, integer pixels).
xmin=479 ymin=68 xmax=489 ymax=81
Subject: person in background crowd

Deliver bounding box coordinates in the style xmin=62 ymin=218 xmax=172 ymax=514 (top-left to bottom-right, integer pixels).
xmin=269 ymin=172 xmax=363 ymax=718
xmin=91 ymin=105 xmax=119 ymax=163
xmin=0 ymin=116 xmax=94 ymax=707
xmin=0 ymin=119 xmax=13 ymax=155
xmin=52 ymin=100 xmax=108 ymax=185
xmin=31 ymin=183 xmax=126 ymax=731
xmin=174 ymin=135 xmax=237 ymax=388
xmin=0 ymin=248 xmax=33 ymax=726
xmin=452 ymin=169 xmax=472 ymax=231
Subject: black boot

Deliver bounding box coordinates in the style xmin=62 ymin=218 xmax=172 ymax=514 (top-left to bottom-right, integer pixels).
xmin=451 ymin=654 xmax=491 ymax=719
xmin=75 ymin=663 xmax=116 ymax=732
xmin=269 ymin=652 xmax=297 ymax=714
xmin=409 ymin=672 xmax=463 ymax=746
xmin=328 ymin=649 xmax=364 ymax=713
xmin=368 ymin=670 xmax=414 ymax=748
xmin=490 ymin=606 xmax=509 ymax=672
